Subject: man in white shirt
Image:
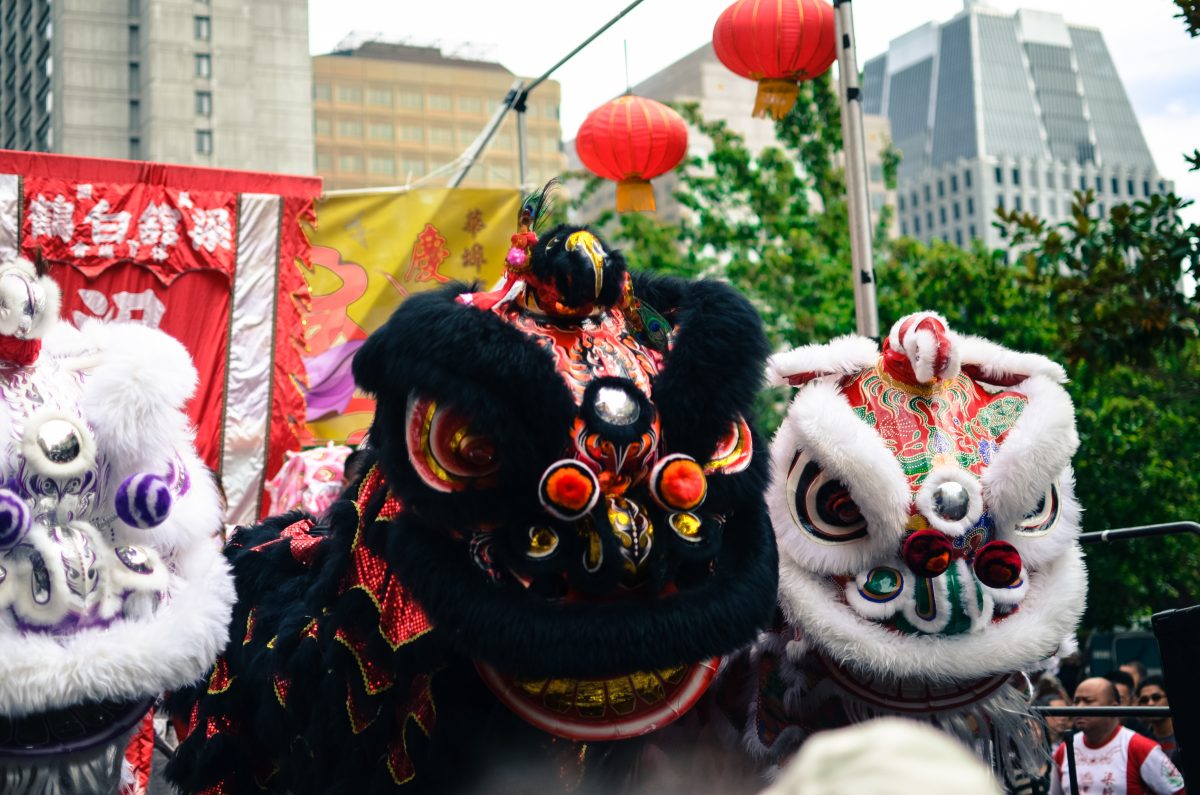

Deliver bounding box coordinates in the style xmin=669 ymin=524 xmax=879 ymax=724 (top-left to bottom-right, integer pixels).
xmin=1051 ymin=677 xmax=1186 ymax=795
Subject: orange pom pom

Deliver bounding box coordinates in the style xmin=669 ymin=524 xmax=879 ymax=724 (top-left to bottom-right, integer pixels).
xmin=651 ymin=455 xmax=707 ymax=511
xmin=539 ymin=461 xmax=600 ymax=520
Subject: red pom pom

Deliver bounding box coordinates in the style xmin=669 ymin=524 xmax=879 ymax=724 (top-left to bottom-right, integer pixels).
xmin=973 ymin=540 xmax=1023 ymax=588
xmin=902 ymin=529 xmax=953 ymax=578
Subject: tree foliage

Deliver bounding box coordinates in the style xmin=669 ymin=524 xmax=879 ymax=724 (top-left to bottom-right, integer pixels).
xmin=568 ymin=54 xmax=1200 ymax=632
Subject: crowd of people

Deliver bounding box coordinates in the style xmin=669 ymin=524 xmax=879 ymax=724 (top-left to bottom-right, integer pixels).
xmin=1025 ymin=659 xmax=1187 ymax=795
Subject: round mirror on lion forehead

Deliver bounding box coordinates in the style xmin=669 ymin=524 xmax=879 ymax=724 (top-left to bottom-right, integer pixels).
xmin=752 ymin=309 xmax=1085 ymax=783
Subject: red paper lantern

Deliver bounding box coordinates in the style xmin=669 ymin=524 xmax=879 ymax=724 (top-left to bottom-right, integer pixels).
xmin=713 ymin=0 xmax=838 ymax=120
xmin=574 ymin=94 xmax=688 ymax=213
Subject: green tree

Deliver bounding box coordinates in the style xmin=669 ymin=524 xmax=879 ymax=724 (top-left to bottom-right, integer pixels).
xmin=568 ymin=53 xmax=1200 ymax=631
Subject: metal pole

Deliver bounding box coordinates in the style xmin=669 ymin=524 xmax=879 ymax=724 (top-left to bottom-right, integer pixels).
xmin=448 ymin=79 xmax=525 ymax=188
xmin=833 ymin=0 xmax=879 ymax=338
xmin=516 ymin=94 xmax=530 ymax=192
xmin=1078 ymin=521 xmax=1200 ymax=545
xmin=1064 ymin=729 xmax=1080 ymax=795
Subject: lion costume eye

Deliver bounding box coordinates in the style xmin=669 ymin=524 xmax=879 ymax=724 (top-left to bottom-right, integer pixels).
xmin=786 ymin=450 xmax=868 ymax=544
xmin=1016 ymin=483 xmax=1060 ymax=536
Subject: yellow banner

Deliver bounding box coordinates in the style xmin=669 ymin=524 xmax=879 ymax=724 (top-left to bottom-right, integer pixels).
xmin=301 ymin=188 xmax=520 ymax=443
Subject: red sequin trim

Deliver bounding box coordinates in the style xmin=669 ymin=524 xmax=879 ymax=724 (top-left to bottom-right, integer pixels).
xmin=242 ymin=608 xmax=257 ymax=645
xmin=385 ymin=674 xmax=437 ymax=786
xmin=273 ymin=674 xmax=291 ymax=709
xmin=335 ymin=626 xmax=396 ymax=695
xmin=206 ymin=656 xmax=234 ymax=695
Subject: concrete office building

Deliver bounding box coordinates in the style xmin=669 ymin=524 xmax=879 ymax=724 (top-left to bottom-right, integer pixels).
xmin=0 ymin=0 xmax=313 ymax=175
xmin=569 ymin=42 xmax=897 ymax=236
xmin=312 ymin=40 xmax=567 ymax=191
xmin=863 ymin=4 xmax=1170 ymax=249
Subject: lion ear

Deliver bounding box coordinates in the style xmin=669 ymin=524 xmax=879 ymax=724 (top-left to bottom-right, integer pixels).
xmin=766 ymin=335 xmax=879 ymax=387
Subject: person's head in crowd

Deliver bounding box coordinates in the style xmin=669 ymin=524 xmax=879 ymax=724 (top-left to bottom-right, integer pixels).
xmin=1121 ymin=660 xmax=1148 ymax=691
xmin=1073 ymin=677 xmax=1122 ymax=746
xmin=760 ymin=718 xmax=1003 ymax=795
xmin=1035 ymin=672 xmax=1069 ymax=703
xmin=1136 ymin=676 xmax=1173 ymax=738
xmin=1105 ymin=669 xmax=1136 ymax=706
xmin=1036 ymin=694 xmax=1071 ymax=746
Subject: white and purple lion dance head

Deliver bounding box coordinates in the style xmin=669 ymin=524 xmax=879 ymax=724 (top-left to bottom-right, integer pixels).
xmin=0 ymin=256 xmax=232 ymax=793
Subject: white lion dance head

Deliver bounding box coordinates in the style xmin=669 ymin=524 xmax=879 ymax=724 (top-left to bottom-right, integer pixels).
xmin=0 ymin=256 xmax=233 ymax=793
xmin=742 ymin=311 xmax=1086 ymax=779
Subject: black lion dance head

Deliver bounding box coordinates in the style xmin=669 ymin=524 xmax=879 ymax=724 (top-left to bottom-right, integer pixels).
xmin=169 ymin=182 xmax=778 ymax=794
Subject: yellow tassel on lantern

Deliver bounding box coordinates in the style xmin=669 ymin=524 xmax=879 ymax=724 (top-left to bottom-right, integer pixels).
xmin=616 ymin=179 xmax=656 ymax=213
xmin=753 ymin=79 xmax=801 ymax=120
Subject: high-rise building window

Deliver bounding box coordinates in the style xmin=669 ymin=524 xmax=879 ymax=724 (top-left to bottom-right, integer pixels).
xmin=1127 ymin=179 xmax=1135 ymax=195
xmin=129 ymin=137 xmax=139 ymax=158
xmin=1098 ymin=202 xmax=1105 ymax=216
xmin=955 ymin=229 xmax=963 ymax=247
xmin=314 ymin=117 xmax=330 ymax=136
xmin=1030 ymin=170 xmax=1038 ymax=188
xmin=950 ymin=174 xmax=958 ymax=193
xmin=368 ymin=156 xmax=395 ymax=176
xmin=194 ymin=54 xmax=211 ymax=78
xmin=964 ymin=170 xmax=972 ymax=188
xmin=129 ymin=25 xmax=140 ymax=55
xmin=459 ymin=96 xmax=483 ymax=113
xmin=401 ymin=125 xmax=424 ymax=143
xmin=1158 ymin=180 xmax=1166 ymax=193
xmin=937 ymin=179 xmax=944 ymax=198
xmin=1095 ymin=176 xmax=1103 ymax=192
xmin=939 ymin=207 xmax=947 ymax=225
xmin=367 ymin=87 xmax=393 ymax=107
xmin=967 ymin=197 xmax=974 ymax=216
xmin=129 ymin=63 xmax=140 ymax=93
xmin=430 ymin=127 xmax=453 ymax=146
xmin=337 ymin=119 xmax=362 ymax=138
xmin=910 ymin=191 xmax=919 ymax=208
xmin=368 ymin=122 xmax=394 ymax=140
xmin=1049 ymin=197 xmax=1057 ymax=216
xmin=398 ymin=90 xmax=422 ymax=109
xmin=339 ymin=154 xmax=363 ymax=172
xmin=195 ymin=129 xmax=213 ymax=155
xmin=914 ymin=216 xmax=921 ymax=234
xmin=1014 ymin=195 xmax=1022 ymax=212
xmin=429 ymin=94 xmax=452 ymax=112
xmin=195 ymin=91 xmax=212 ymax=117
xmin=926 ymin=211 xmax=933 ymax=229
xmin=923 ymin=185 xmax=931 ymax=203
xmin=1047 ymin=170 xmax=1056 ymax=189
xmin=1012 ymin=168 xmax=1020 ymax=186
xmin=337 ymin=85 xmax=362 ymax=104
xmin=995 ymin=166 xmax=1003 ymax=184
xmin=129 ymin=100 xmax=140 ymax=130
xmin=969 ymin=224 xmax=976 ymax=239
xmin=953 ymin=202 xmax=960 ymax=220
xmin=1079 ymin=175 xmax=1087 ymax=191
xmin=313 ymin=83 xmax=331 ymax=102
xmin=1111 ymin=177 xmax=1119 ymax=195
xmin=901 ymin=220 xmax=908 ymax=236
xmin=401 ymin=158 xmax=425 ymax=177
xmin=1143 ymin=180 xmax=1151 ymax=197
xmin=316 ymin=152 xmax=332 ymax=171
xmin=898 ymin=195 xmax=906 ymax=212
xmin=997 ymin=195 xmax=1005 ymax=211
xmin=194 ymin=16 xmax=210 ymax=41
xmin=1031 ymin=196 xmax=1039 ymax=214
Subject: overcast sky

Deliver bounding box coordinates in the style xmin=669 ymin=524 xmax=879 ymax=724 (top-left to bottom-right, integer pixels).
xmin=308 ymin=0 xmax=1200 ymax=215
